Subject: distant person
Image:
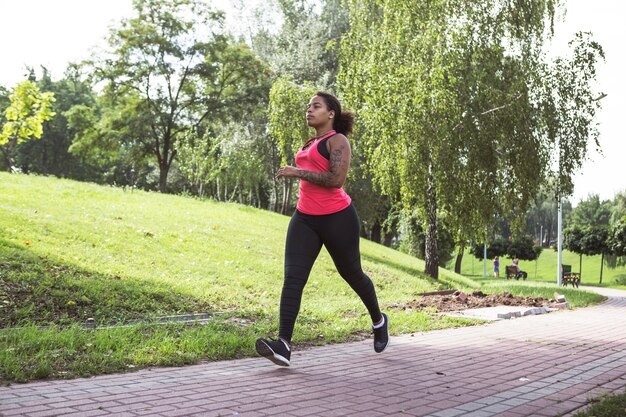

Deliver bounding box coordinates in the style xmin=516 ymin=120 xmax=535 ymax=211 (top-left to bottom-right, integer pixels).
xmin=511 ymin=258 xmax=527 ymax=280
xmin=493 ymin=256 xmax=500 ymax=278
xmin=255 ymin=91 xmax=389 ymax=367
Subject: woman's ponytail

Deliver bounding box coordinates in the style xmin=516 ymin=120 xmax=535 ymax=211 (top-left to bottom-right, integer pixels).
xmin=334 ymin=110 xmax=354 ymax=136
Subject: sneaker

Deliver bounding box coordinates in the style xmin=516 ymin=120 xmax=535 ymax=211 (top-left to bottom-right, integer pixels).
xmin=373 ymin=313 xmax=389 ymax=353
xmin=255 ymin=337 xmax=291 ymax=366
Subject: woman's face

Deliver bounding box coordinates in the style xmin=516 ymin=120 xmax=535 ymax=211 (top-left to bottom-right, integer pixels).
xmin=306 ymin=95 xmax=334 ymax=128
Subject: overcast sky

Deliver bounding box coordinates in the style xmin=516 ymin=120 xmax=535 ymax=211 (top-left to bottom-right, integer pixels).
xmin=0 ymin=0 xmax=623 ymax=205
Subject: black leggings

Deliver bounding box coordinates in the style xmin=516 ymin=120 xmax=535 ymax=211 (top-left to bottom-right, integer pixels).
xmin=279 ymin=203 xmax=382 ymax=342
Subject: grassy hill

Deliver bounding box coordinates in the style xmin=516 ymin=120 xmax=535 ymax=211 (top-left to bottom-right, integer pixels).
xmin=0 ymin=173 xmax=604 ymax=382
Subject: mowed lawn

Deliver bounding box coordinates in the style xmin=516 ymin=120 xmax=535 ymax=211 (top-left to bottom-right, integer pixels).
xmin=0 ymin=173 xmax=606 ymax=382
xmin=450 ymin=245 xmax=626 ymax=289
xmin=0 ymin=173 xmax=477 ymax=382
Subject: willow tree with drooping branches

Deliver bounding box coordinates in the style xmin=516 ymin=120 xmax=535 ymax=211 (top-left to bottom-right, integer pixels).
xmin=339 ymin=0 xmax=603 ymax=278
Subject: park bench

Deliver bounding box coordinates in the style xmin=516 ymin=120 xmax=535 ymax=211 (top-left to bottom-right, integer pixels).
xmin=505 ymin=265 xmax=527 ymax=280
xmin=505 ymin=265 xmax=517 ymax=279
xmin=561 ymin=264 xmax=581 ymax=288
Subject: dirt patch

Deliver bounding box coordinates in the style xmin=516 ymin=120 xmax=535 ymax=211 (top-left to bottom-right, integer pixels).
xmin=389 ymin=290 xmax=558 ymax=312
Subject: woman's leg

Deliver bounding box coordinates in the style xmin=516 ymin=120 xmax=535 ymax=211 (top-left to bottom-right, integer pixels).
xmin=279 ymin=211 xmax=323 ymax=342
xmin=321 ymin=204 xmax=383 ymax=324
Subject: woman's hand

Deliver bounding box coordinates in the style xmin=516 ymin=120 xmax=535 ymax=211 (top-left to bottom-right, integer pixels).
xmin=275 ymin=166 xmax=300 ymax=179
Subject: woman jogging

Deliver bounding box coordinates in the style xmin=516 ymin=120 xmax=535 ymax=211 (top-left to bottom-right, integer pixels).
xmin=255 ymin=92 xmax=389 ymax=366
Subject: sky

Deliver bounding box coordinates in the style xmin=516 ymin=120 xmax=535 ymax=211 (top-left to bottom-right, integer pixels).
xmin=0 ymin=0 xmax=623 ymax=205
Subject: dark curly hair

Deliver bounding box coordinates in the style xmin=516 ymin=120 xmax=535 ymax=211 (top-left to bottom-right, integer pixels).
xmin=314 ymin=91 xmax=355 ymax=136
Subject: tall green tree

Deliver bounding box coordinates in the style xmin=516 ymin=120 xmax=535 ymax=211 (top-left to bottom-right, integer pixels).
xmin=609 ymin=191 xmax=626 ymax=225
xmin=13 ymin=66 xmax=97 ymax=178
xmin=340 ymin=0 xmax=603 ymax=278
xmin=568 ymin=194 xmax=612 ymax=227
xmin=67 ymin=89 xmax=155 ymax=187
xmin=609 ymin=216 xmax=626 ymax=258
xmin=0 ymin=80 xmax=55 ymax=171
xmin=267 ymin=77 xmax=317 ymax=213
xmin=92 ymin=0 xmax=270 ymax=192
xmin=253 ymin=0 xmax=349 ymax=88
xmin=524 ymin=185 xmax=573 ymax=246
xmin=564 ymin=225 xmax=610 ymax=283
xmin=542 ymin=32 xmax=605 ymax=197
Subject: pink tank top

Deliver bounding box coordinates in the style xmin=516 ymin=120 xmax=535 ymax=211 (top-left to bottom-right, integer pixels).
xmin=295 ymin=131 xmax=352 ymax=215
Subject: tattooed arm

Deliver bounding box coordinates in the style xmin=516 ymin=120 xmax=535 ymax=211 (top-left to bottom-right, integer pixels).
xmin=275 ymin=134 xmax=351 ymax=188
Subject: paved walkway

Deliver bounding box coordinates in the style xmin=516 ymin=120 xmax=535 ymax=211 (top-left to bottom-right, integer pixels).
xmin=1 ymin=287 xmax=625 ymax=417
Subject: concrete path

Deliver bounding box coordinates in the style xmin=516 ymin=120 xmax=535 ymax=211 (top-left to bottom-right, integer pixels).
xmin=1 ymin=287 xmax=625 ymax=417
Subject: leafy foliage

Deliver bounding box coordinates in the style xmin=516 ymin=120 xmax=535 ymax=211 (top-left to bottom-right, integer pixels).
xmin=339 ymin=0 xmax=603 ymax=278
xmin=506 ymin=236 xmax=543 ymax=261
xmin=564 ymin=225 xmax=610 ymax=282
xmin=609 ymin=216 xmax=626 ymax=257
xmin=470 ymin=239 xmax=510 ymax=260
xmin=0 ymin=80 xmax=55 ymax=170
xmin=253 ymin=0 xmax=348 ymax=88
xmin=13 ymin=68 xmax=98 ymax=179
xmin=267 ymin=77 xmax=317 ymax=212
xmin=472 ymin=237 xmax=541 ymax=261
xmin=568 ymin=194 xmax=612 ymax=227
xmin=90 ymin=0 xmax=270 ymax=192
xmin=523 ymin=184 xmax=573 ymax=247
xmin=397 ymin=209 xmax=455 ymax=267
xmin=565 ymin=226 xmax=610 ymax=256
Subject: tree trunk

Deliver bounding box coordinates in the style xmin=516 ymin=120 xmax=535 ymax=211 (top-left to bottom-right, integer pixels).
xmin=272 ymin=181 xmax=279 ymax=212
xmin=382 ymin=233 xmax=393 ymax=247
xmin=425 ymin=167 xmax=439 ymax=279
xmin=2 ymin=138 xmax=15 ymax=172
xmin=371 ymin=220 xmax=382 ymax=243
xmin=599 ymin=252 xmax=604 ymax=284
xmin=454 ymin=245 xmax=465 ymax=274
xmin=158 ymin=161 xmax=170 ymax=193
xmin=579 ymin=254 xmax=583 ymax=281
xmin=281 ymin=179 xmax=292 ymax=214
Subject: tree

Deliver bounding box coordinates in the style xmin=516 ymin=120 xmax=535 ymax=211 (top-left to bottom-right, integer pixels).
xmin=93 ymin=0 xmax=270 ymax=192
xmin=66 ymin=89 xmax=155 ymax=187
xmin=471 ymin=237 xmax=541 ymax=263
xmin=12 ymin=66 xmax=98 ymax=178
xmin=568 ymin=194 xmax=612 ymax=228
xmin=609 ymin=191 xmax=626 ymax=225
xmin=178 ymin=120 xmax=272 ymax=206
xmin=252 ymin=0 xmax=349 ymax=89
xmin=506 ymin=236 xmax=543 ymax=262
xmin=340 ymin=1 xmax=603 ymax=278
xmin=564 ymin=225 xmax=610 ymax=283
xmin=0 ymin=80 xmax=55 ymax=171
xmin=398 ymin=210 xmax=455 ymax=267
xmin=524 ymin=185 xmax=573 ymax=247
xmin=470 ymin=239 xmax=509 ymax=261
xmin=542 ymin=33 xmax=605 ymax=198
xmin=267 ymin=77 xmax=317 ymax=213
xmin=609 ymin=216 xmax=626 ymax=258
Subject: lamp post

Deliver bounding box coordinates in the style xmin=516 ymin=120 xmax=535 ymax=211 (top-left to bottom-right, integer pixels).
xmin=557 ymin=197 xmax=563 ymax=286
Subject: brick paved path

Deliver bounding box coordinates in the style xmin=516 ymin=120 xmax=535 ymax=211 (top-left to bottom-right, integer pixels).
xmin=1 ymin=287 xmax=625 ymax=417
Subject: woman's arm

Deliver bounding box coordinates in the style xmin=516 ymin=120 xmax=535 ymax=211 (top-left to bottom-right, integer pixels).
xmin=275 ymin=134 xmax=351 ymax=188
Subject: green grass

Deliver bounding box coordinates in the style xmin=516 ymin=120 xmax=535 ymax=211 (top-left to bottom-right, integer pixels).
xmin=572 ymin=388 xmax=626 ymax=417
xmin=448 ymin=246 xmax=626 ymax=290
xmin=0 ymin=173 xmax=606 ymax=382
